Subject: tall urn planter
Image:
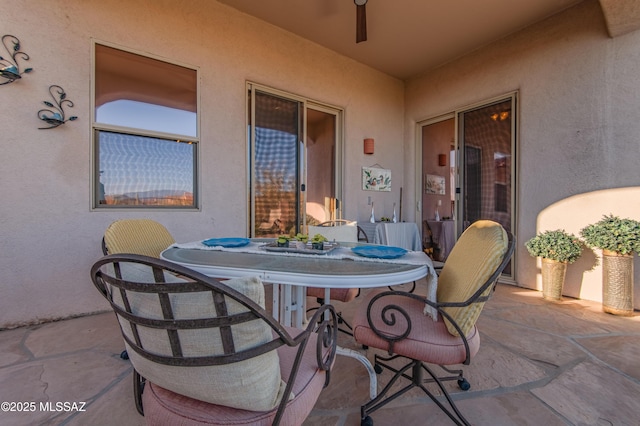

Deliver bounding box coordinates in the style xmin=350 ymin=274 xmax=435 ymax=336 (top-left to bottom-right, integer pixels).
xmin=541 ymin=259 xmax=568 ymax=301
xmin=581 ymin=215 xmax=640 ymax=316
xmin=526 ymin=230 xmax=583 ymax=302
xmin=601 ymin=250 xmax=634 ymax=316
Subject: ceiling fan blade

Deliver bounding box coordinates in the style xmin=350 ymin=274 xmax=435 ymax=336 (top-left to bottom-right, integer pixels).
xmin=356 ymin=3 xmax=367 ymax=43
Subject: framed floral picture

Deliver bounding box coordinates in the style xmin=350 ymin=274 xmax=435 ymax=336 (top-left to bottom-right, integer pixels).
xmin=425 ymin=174 xmax=445 ymax=195
xmin=362 ymin=167 xmax=391 ymax=191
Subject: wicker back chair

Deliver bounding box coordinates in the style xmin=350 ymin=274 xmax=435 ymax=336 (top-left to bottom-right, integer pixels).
xmin=91 ymin=254 xmax=337 ymax=425
xmin=353 ymin=221 xmax=514 ymax=426
xmin=102 ymin=219 xmax=175 ymax=258
xmin=101 ymin=219 xmax=176 ymax=360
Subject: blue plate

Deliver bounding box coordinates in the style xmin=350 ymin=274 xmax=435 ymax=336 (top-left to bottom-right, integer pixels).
xmin=202 ymin=237 xmax=250 ymax=248
xmin=351 ymin=245 xmax=408 ymax=259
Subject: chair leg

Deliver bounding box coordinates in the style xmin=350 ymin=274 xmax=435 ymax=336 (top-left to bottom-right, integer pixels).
xmin=308 ymin=298 xmax=354 ymax=336
xmin=373 ymin=354 xmax=470 ymax=391
xmin=439 ymin=364 xmax=471 ymax=391
xmin=133 ymin=370 xmax=146 ymax=416
xmin=361 ymin=356 xmax=471 ymax=426
xmin=417 ymin=363 xmax=471 ymax=425
xmin=361 ymin=359 xmax=418 ymax=425
xmin=337 ymin=313 xmax=354 ymax=336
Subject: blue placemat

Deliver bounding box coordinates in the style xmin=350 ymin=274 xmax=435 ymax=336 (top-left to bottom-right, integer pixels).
xmin=351 ymin=245 xmax=408 ymax=259
xmin=202 ymin=237 xmax=251 ymax=248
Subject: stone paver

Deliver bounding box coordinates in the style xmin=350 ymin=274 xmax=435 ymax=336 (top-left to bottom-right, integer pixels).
xmin=531 ymin=361 xmax=640 ymax=425
xmin=0 ymin=284 xmax=638 ymax=426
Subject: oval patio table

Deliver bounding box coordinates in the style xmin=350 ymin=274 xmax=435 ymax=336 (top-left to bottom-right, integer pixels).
xmin=161 ymin=240 xmax=434 ymax=399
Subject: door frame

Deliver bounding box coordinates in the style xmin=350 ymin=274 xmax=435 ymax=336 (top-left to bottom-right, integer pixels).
xmin=415 ymin=92 xmax=517 ymax=281
xmin=246 ymin=82 xmax=344 ymax=236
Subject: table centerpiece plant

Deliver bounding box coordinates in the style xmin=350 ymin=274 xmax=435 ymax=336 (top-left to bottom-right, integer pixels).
xmin=294 ymin=233 xmax=308 ymax=249
xmin=580 ymin=214 xmax=640 ymax=315
xmin=276 ymin=235 xmax=291 ymax=247
xmin=525 ymin=229 xmax=583 ymax=301
xmin=311 ymin=233 xmax=328 ymax=250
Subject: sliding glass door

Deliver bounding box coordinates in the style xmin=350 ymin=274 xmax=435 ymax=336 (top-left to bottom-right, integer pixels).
xmin=419 ymin=93 xmax=516 ymax=277
xmin=247 ymin=83 xmax=343 ymax=237
xmin=458 ymin=95 xmax=516 ymax=276
xmin=458 ymin=97 xmax=515 ymax=229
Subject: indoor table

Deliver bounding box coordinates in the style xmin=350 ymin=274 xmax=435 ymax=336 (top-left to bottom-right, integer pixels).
xmin=427 ymin=219 xmax=456 ymax=261
xmin=358 ymin=222 xmax=422 ymax=251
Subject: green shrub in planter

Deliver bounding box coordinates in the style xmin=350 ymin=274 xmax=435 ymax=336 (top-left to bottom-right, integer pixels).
xmin=580 ymin=214 xmax=639 ymax=315
xmin=311 ymin=233 xmax=328 ymax=250
xmin=525 ymin=230 xmax=583 ymax=263
xmin=276 ymin=235 xmax=290 ymax=247
xmin=580 ymin=214 xmax=640 ymax=255
xmin=294 ymin=233 xmax=308 ymax=243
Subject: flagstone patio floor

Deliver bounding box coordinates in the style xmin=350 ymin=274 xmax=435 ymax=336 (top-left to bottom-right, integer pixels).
xmin=1 ymin=283 xmax=639 ymax=425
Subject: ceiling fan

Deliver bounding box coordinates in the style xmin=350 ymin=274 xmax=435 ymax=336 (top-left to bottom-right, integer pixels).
xmin=354 ymin=0 xmax=367 ymax=43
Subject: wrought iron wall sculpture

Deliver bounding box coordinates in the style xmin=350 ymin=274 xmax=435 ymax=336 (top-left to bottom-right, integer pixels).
xmin=0 ymin=34 xmax=32 ymax=85
xmin=37 ymin=85 xmax=78 ymax=129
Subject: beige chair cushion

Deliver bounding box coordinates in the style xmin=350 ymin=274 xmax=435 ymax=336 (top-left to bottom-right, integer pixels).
xmin=111 ymin=265 xmax=286 ymax=412
xmin=436 ymin=220 xmax=508 ymax=337
xmin=142 ymin=328 xmax=327 ymax=425
xmin=104 ymin=219 xmax=175 ymax=258
xmin=308 ymin=222 xmax=358 ymax=243
xmin=307 ymin=222 xmax=359 ymax=302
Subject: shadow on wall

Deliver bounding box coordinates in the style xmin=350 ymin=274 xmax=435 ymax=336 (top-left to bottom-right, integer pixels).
xmin=535 ymin=187 xmax=640 ymax=307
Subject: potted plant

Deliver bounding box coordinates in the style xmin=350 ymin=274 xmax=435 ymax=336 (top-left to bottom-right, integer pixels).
xmin=276 ymin=235 xmax=290 ymax=247
xmin=294 ymin=233 xmax=308 ymax=249
xmin=580 ymin=214 xmax=640 ymax=315
xmin=311 ymin=233 xmax=328 ymax=250
xmin=525 ymin=229 xmax=583 ymax=301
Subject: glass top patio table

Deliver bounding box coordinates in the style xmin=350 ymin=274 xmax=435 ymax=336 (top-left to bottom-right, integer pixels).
xmin=160 ymin=242 xmax=429 ymax=288
xmin=161 ymin=239 xmax=433 ymax=401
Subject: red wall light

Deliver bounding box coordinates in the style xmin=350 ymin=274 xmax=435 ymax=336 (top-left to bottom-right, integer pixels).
xmin=364 ymin=138 xmax=374 ymax=154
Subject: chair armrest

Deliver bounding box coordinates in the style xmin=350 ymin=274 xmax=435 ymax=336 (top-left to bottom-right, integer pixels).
xmin=272 ymin=304 xmax=338 ymax=425
xmin=300 ymin=304 xmax=338 ymax=373
xmin=279 ymin=304 xmax=338 ymax=388
xmin=365 ymin=291 xmax=474 ymax=363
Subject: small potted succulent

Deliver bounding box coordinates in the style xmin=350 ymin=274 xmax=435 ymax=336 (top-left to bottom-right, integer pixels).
xmin=580 ymin=214 xmax=640 ymax=315
xmin=525 ymin=229 xmax=583 ymax=301
xmin=294 ymin=233 xmax=308 ymax=249
xmin=311 ymin=233 xmax=328 ymax=250
xmin=276 ymin=235 xmax=290 ymax=247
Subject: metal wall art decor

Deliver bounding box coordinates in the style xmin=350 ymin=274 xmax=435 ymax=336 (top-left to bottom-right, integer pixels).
xmin=0 ymin=34 xmax=33 ymax=85
xmin=37 ymin=85 xmax=78 ymax=129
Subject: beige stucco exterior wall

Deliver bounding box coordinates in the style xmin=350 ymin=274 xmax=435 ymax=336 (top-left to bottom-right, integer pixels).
xmin=2 ymin=0 xmax=639 ymax=328
xmin=404 ymin=0 xmax=640 ymax=306
xmin=0 ymin=0 xmax=404 ymax=328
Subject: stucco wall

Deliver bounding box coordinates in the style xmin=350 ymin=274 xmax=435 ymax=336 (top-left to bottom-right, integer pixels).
xmin=404 ymin=0 xmax=640 ymax=305
xmin=0 ymin=0 xmax=404 ymax=327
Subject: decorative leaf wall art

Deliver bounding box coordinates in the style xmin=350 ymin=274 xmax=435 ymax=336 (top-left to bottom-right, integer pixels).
xmin=37 ymin=85 xmax=78 ymax=129
xmin=0 ymin=34 xmax=33 ymax=85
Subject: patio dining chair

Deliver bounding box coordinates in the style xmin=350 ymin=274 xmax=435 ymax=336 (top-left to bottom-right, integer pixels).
xmin=101 ymin=218 xmax=176 ymax=359
xmin=102 ymin=218 xmax=176 ymax=258
xmin=307 ymin=220 xmax=361 ymax=335
xmin=352 ymin=220 xmax=514 ymax=425
xmin=91 ymin=254 xmax=338 ymax=426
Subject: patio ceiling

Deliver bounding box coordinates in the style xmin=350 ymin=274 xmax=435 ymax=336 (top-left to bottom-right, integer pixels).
xmin=217 ymin=0 xmax=585 ymax=80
